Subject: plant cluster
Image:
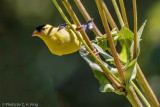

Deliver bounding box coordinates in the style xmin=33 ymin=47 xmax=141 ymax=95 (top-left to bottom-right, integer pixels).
xmin=51 ymin=0 xmax=159 ymax=106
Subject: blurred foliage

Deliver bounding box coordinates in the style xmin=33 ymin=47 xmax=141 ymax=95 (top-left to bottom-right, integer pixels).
xmin=0 ymin=0 xmax=160 ymax=107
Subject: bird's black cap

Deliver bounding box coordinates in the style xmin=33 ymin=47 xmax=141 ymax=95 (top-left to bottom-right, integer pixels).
xmin=36 ymin=24 xmax=45 ymax=32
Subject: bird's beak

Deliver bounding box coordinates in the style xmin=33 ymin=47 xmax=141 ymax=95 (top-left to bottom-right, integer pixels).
xmin=32 ymin=30 xmax=40 ymax=36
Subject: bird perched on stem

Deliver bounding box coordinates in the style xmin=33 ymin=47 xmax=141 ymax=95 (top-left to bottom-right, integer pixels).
xmin=32 ymin=20 xmax=93 ymax=56
xmin=32 ymin=24 xmax=82 ymax=56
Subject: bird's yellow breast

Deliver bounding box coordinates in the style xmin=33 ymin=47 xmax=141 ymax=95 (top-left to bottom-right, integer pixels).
xmin=40 ymin=25 xmax=82 ymax=56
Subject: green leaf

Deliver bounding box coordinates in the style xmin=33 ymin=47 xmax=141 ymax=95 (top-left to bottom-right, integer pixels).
xmin=79 ymin=47 xmax=124 ymax=95
xmin=93 ymin=69 xmax=115 ymax=92
xmin=95 ymin=35 xmax=109 ymax=51
xmin=119 ymin=43 xmax=128 ymax=63
xmin=92 ymin=43 xmax=125 ymax=66
xmin=137 ymin=20 xmax=147 ymax=56
xmin=124 ymin=59 xmax=137 ymax=87
xmin=79 ymin=49 xmax=114 ymax=92
xmin=129 ymin=20 xmax=147 ymax=59
xmin=92 ymin=43 xmax=114 ymax=62
xmin=95 ymin=30 xmax=119 ymax=51
xmin=118 ymin=27 xmax=134 ymax=45
xmin=118 ymin=27 xmax=134 ymax=63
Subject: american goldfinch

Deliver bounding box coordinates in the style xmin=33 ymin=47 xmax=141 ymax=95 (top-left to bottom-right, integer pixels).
xmin=32 ymin=24 xmax=82 ymax=56
xmin=32 ymin=20 xmax=93 ymax=56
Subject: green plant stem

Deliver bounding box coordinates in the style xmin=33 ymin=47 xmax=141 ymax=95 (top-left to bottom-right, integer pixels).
xmin=132 ymin=0 xmax=137 ymax=59
xmin=119 ymin=0 xmax=129 ymax=28
xmin=61 ymin=0 xmax=94 ymax=51
xmin=126 ymin=85 xmax=143 ymax=107
xmin=52 ymin=0 xmax=124 ymax=88
xmin=136 ymin=63 xmax=160 ymax=107
xmin=74 ymin=0 xmax=102 ymax=36
xmin=131 ymin=81 xmax=151 ymax=107
xmin=95 ymin=0 xmax=125 ymax=83
xmin=101 ymin=1 xmax=119 ymax=33
xmin=111 ymin=0 xmax=124 ymax=27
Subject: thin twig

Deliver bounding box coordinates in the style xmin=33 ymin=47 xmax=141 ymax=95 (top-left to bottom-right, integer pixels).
xmin=74 ymin=0 xmax=102 ymax=36
xmin=112 ymin=0 xmax=124 ymax=27
xmin=119 ymin=0 xmax=129 ymax=28
xmin=101 ymin=1 xmax=119 ymax=32
xmin=132 ymin=0 xmax=137 ymax=59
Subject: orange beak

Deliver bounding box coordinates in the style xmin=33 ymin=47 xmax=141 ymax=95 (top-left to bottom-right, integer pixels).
xmin=32 ymin=30 xmax=40 ymax=36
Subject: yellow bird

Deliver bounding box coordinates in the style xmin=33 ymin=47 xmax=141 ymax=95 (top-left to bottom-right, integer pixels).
xmin=32 ymin=24 xmax=82 ymax=56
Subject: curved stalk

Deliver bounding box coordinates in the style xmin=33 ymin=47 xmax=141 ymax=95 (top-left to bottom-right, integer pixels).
xmin=119 ymin=0 xmax=129 ymax=28
xmin=101 ymin=1 xmax=119 ymax=32
xmin=136 ymin=63 xmax=160 ymax=107
xmin=112 ymin=0 xmax=124 ymax=27
xmin=126 ymin=85 xmax=143 ymax=107
xmin=131 ymin=81 xmax=151 ymax=107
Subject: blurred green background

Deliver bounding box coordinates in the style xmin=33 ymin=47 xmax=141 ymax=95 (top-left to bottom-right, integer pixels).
xmin=0 ymin=0 xmax=160 ymax=107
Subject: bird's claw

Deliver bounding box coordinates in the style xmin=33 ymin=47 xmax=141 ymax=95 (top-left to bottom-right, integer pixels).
xmin=80 ymin=48 xmax=99 ymax=56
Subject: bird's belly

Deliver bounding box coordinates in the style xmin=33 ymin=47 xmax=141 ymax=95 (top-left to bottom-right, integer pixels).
xmin=47 ymin=36 xmax=81 ymax=56
xmin=50 ymin=42 xmax=81 ymax=56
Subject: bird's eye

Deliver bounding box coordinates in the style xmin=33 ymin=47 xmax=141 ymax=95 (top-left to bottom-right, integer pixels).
xmin=36 ymin=24 xmax=45 ymax=32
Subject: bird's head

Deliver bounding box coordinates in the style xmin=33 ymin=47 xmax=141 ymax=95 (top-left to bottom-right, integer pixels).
xmin=32 ymin=24 xmax=53 ymax=37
